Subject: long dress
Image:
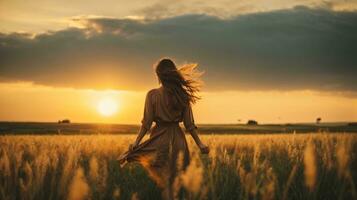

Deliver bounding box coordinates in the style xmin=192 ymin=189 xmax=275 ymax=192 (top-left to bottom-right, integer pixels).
xmin=118 ymin=87 xmax=196 ymax=187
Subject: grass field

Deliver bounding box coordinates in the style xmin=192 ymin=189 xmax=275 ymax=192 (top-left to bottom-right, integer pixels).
xmin=0 ymin=133 xmax=356 ymax=200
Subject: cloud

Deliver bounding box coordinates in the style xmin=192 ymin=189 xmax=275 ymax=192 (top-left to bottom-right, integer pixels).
xmin=135 ymin=0 xmax=357 ymax=19
xmin=0 ymin=6 xmax=357 ymax=92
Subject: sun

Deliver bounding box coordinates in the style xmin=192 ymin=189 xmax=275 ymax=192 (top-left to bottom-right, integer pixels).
xmin=97 ymin=97 xmax=118 ymax=117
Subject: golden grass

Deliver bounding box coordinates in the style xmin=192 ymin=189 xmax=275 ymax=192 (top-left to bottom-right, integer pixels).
xmin=0 ymin=133 xmax=356 ymax=200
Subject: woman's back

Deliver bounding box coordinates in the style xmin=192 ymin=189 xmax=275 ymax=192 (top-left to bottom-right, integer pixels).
xmin=153 ymin=87 xmax=183 ymax=122
xmin=142 ymin=87 xmax=196 ymax=132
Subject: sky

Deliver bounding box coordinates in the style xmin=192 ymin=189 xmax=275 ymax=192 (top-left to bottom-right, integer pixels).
xmin=0 ymin=0 xmax=357 ymax=124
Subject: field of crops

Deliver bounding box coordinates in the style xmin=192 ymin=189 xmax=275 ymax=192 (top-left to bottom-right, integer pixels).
xmin=0 ymin=133 xmax=356 ymax=200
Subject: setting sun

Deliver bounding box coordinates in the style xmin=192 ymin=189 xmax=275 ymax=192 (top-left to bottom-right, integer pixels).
xmin=97 ymin=97 xmax=118 ymax=116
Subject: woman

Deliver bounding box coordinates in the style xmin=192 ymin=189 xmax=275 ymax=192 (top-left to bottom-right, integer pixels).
xmin=118 ymin=58 xmax=209 ymax=199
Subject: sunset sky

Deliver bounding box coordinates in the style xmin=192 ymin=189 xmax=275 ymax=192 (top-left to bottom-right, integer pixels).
xmin=1 ymin=0 xmax=357 ymax=124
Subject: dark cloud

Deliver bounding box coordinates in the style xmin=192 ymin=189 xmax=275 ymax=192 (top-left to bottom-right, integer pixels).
xmin=0 ymin=6 xmax=357 ymax=92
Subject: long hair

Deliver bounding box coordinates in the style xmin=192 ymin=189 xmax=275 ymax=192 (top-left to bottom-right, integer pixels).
xmin=155 ymin=58 xmax=203 ymax=110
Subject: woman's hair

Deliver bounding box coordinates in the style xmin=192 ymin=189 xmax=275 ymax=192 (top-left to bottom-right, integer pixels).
xmin=155 ymin=58 xmax=203 ymax=110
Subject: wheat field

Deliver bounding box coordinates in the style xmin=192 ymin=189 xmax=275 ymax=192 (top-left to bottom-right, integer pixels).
xmin=0 ymin=133 xmax=356 ymax=200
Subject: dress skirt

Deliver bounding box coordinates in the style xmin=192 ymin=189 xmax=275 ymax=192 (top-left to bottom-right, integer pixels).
xmin=118 ymin=123 xmax=190 ymax=188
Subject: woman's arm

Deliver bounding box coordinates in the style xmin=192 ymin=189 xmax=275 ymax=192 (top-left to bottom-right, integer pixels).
xmin=130 ymin=90 xmax=154 ymax=150
xmin=188 ymin=128 xmax=209 ymax=154
xmin=131 ymin=126 xmax=148 ymax=149
xmin=183 ymin=104 xmax=209 ymax=154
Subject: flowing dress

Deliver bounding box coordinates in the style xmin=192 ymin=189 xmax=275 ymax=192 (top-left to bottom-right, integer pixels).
xmin=118 ymin=87 xmax=196 ymax=187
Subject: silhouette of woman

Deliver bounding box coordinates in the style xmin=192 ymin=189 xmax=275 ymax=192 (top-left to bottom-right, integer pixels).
xmin=118 ymin=58 xmax=209 ymax=199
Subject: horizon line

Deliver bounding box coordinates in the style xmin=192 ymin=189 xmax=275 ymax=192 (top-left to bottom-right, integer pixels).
xmin=0 ymin=120 xmax=355 ymax=125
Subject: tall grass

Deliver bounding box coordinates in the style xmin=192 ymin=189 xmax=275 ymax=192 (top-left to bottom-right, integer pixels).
xmin=0 ymin=133 xmax=356 ymax=200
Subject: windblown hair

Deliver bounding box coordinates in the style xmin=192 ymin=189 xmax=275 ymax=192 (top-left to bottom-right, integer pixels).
xmin=155 ymin=58 xmax=203 ymax=110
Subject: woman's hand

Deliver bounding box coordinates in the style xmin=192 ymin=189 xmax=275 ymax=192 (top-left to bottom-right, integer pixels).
xmin=129 ymin=141 xmax=139 ymax=151
xmin=199 ymin=143 xmax=210 ymax=154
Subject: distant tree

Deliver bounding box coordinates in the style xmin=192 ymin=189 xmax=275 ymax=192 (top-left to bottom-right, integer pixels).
xmin=58 ymin=119 xmax=71 ymax=124
xmin=316 ymin=117 xmax=321 ymax=124
xmin=348 ymin=122 xmax=357 ymax=126
xmin=247 ymin=120 xmax=258 ymax=125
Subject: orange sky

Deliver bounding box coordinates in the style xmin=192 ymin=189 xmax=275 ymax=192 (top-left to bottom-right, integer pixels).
xmin=1 ymin=82 xmax=356 ymax=124
xmin=1 ymin=1 xmax=357 ymax=124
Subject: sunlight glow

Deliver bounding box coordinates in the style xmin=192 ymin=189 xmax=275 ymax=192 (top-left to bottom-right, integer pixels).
xmin=97 ymin=97 xmax=118 ymax=116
